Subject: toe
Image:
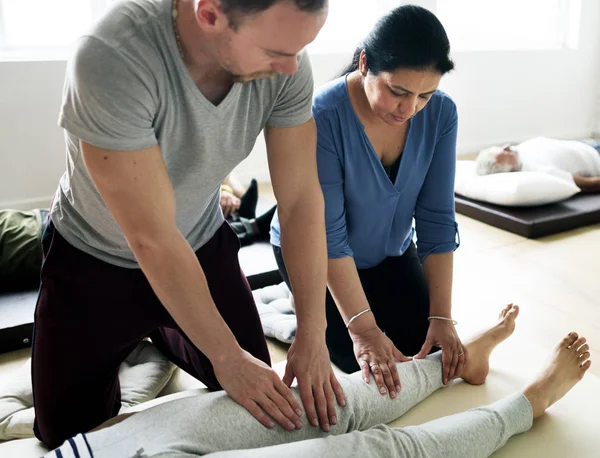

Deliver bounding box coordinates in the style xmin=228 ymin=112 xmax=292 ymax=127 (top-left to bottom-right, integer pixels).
xmin=579 ymin=351 xmax=591 ymax=363
xmin=572 ymin=336 xmax=587 ymax=350
xmin=578 ymin=344 xmax=590 ymax=355
xmin=581 ymin=359 xmax=592 ymax=372
xmin=563 ymin=332 xmax=578 ymax=347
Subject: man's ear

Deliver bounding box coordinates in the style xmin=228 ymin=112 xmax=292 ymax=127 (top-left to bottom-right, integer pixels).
xmin=196 ymin=0 xmax=229 ymax=32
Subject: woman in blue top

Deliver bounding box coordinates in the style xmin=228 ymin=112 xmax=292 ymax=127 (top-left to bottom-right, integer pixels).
xmin=271 ymin=5 xmax=463 ymax=399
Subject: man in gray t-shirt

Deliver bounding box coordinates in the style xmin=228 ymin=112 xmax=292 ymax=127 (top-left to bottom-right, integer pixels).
xmin=33 ymin=0 xmax=344 ymax=449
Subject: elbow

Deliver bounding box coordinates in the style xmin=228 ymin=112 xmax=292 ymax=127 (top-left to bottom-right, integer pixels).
xmin=279 ymin=187 xmax=324 ymax=225
xmin=126 ymin=227 xmax=178 ymax=262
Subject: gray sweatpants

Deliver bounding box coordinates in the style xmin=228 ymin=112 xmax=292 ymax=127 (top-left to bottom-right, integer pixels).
xmin=46 ymin=352 xmax=533 ymax=458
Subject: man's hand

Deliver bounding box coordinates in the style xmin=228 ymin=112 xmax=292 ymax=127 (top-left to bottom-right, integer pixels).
xmin=220 ymin=191 xmax=240 ymax=217
xmin=351 ymin=326 xmax=412 ymax=398
xmin=414 ymin=319 xmax=466 ymax=385
xmin=213 ymin=349 xmax=304 ymax=431
xmin=283 ymin=336 xmax=345 ymax=432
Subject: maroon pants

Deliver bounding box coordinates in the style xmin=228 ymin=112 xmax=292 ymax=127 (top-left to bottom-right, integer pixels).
xmin=32 ymin=221 xmax=270 ymax=449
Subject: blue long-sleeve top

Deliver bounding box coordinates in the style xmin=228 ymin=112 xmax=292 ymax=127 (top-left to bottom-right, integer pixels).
xmin=271 ymin=76 xmax=459 ymax=269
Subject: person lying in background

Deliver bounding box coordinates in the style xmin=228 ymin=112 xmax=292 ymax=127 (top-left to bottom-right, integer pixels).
xmin=220 ymin=173 xmax=258 ymax=219
xmin=220 ymin=172 xmax=276 ymax=246
xmin=0 ymin=208 xmax=47 ymax=292
xmin=0 ymin=193 xmax=272 ymax=293
xmin=475 ymin=137 xmax=600 ymax=192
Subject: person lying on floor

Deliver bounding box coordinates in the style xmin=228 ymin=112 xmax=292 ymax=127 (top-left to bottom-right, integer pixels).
xmin=0 ymin=183 xmax=270 ymax=294
xmin=475 ymin=137 xmax=600 ymax=192
xmin=218 ymin=173 xmax=274 ymax=246
xmin=220 ymin=173 xmax=258 ymax=219
xmin=0 ymin=208 xmax=48 ymax=292
xmin=47 ymin=305 xmax=592 ymax=458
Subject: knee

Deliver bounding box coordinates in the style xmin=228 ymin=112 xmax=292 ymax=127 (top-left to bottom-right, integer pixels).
xmin=34 ymin=420 xmax=70 ymax=450
xmin=34 ymin=394 xmax=118 ymax=449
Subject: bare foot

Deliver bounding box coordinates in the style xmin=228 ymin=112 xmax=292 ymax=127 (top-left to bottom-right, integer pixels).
xmin=522 ymin=332 xmax=591 ymax=418
xmin=460 ymin=304 xmax=520 ymax=385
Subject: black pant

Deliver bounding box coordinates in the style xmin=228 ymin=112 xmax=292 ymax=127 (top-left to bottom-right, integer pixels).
xmin=272 ymin=243 xmax=431 ymax=373
xmin=33 ymin=221 xmax=270 ymax=448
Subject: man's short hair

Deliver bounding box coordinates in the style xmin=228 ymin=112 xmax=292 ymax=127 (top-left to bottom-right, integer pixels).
xmin=221 ymin=0 xmax=327 ymax=28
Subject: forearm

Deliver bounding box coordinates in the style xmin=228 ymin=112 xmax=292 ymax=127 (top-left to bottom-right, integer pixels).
xmin=130 ymin=228 xmax=240 ymax=363
xmin=327 ymin=256 xmax=377 ymax=336
xmin=278 ymin=192 xmax=327 ymax=336
xmin=573 ymin=175 xmax=600 ymax=193
xmin=223 ymin=173 xmax=246 ymax=198
xmin=422 ymin=252 xmax=454 ymax=318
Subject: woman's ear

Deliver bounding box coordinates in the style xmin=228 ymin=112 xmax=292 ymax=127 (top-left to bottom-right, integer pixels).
xmin=359 ymin=50 xmax=368 ymax=76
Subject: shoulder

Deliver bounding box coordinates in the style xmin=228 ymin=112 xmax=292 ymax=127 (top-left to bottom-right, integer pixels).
xmin=426 ymin=90 xmax=457 ymax=121
xmin=312 ymin=77 xmax=351 ymax=117
xmin=87 ymin=0 xmax=165 ymax=49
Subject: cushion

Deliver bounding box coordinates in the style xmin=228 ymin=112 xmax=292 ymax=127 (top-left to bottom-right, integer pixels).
xmin=455 ymin=160 xmax=580 ymax=207
xmin=0 ymin=341 xmax=175 ymax=441
xmin=253 ymin=282 xmax=296 ymax=344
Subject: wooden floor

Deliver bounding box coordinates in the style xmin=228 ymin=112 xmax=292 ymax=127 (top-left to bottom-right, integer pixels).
xmin=1 ymin=197 xmax=598 ymax=384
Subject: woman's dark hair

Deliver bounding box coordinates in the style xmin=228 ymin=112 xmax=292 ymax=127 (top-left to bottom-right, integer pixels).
xmin=339 ymin=5 xmax=454 ymax=77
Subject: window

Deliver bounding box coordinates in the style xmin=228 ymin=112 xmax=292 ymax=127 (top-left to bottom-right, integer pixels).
xmin=0 ymin=0 xmax=115 ymax=60
xmin=436 ymin=0 xmax=582 ymax=52
xmin=307 ymin=0 xmax=401 ymax=54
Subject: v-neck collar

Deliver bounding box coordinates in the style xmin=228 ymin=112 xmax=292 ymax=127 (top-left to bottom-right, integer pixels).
xmin=164 ymin=0 xmax=242 ymax=115
xmin=343 ymin=75 xmax=414 ymax=192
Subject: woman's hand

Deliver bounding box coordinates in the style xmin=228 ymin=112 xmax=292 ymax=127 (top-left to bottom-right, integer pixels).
xmin=350 ymin=326 xmax=412 ymax=398
xmin=220 ymin=191 xmax=241 ymax=217
xmin=414 ymin=319 xmax=466 ymax=385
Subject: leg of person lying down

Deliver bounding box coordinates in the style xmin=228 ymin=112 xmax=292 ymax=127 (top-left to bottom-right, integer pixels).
xmin=207 ymin=332 xmax=591 ymax=458
xmin=46 ymin=304 xmax=521 ymax=457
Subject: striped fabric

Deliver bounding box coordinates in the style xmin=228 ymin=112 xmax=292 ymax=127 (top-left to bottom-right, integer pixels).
xmin=45 ymin=434 xmax=94 ymax=458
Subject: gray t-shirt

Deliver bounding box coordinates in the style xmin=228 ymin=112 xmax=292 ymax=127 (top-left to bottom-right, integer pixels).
xmin=52 ymin=0 xmax=313 ymax=268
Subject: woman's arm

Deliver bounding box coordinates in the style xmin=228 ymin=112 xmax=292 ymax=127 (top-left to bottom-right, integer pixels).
xmin=316 ymin=115 xmax=410 ymax=397
xmin=328 ymin=256 xmax=411 ymax=397
xmin=327 ymin=256 xmax=374 ymax=334
xmin=413 ymin=97 xmax=464 ymax=384
xmin=422 ymin=252 xmax=453 ymax=319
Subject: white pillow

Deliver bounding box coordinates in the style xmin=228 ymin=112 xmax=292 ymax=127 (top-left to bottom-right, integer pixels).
xmin=455 ymin=160 xmax=580 ymax=207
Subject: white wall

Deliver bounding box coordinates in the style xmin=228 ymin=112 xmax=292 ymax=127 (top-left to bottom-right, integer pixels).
xmin=1 ymin=0 xmax=600 ymax=207
xmin=0 ymin=60 xmax=67 ymax=209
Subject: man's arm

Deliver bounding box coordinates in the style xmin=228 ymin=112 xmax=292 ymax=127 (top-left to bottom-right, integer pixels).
xmin=82 ymin=141 xmax=303 ymax=431
xmin=265 ymin=120 xmax=345 ymax=432
xmin=573 ymin=175 xmax=600 ymax=193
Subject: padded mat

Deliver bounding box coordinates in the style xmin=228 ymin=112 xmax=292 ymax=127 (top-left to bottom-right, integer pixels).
xmin=0 ymin=291 xmax=37 ymax=353
xmin=455 ymin=193 xmax=600 ymax=238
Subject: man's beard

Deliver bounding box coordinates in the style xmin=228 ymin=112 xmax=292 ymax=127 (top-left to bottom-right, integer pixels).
xmin=231 ymin=71 xmax=279 ymax=83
